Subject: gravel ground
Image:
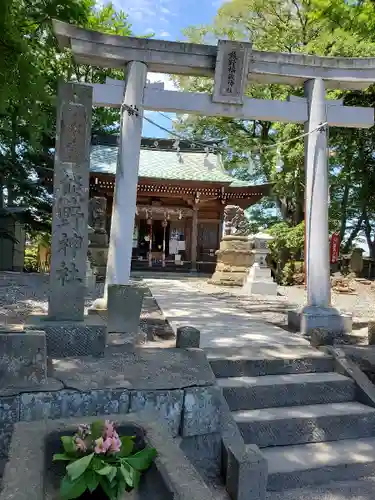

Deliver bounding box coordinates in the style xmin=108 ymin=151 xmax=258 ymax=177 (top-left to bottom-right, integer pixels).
xmin=179 ymin=277 xmax=373 ymax=342
xmin=0 ymin=272 xmax=174 ymax=345
xmin=0 ymin=272 xmax=372 ymax=343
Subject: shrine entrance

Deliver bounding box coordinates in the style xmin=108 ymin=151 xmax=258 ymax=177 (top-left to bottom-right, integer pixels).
xmin=53 ymin=19 xmax=375 ymax=335
xmin=133 ymin=207 xmax=188 ymax=269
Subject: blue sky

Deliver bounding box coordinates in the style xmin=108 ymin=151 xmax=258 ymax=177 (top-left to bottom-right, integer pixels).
xmin=107 ymin=0 xmax=226 ymax=137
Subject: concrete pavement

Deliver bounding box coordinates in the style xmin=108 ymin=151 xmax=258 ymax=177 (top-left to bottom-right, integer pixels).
xmin=145 ymin=278 xmax=309 ymax=349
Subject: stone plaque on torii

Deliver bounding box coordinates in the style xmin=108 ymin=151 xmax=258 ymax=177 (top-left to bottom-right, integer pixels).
xmin=53 ymin=19 xmax=375 ymax=340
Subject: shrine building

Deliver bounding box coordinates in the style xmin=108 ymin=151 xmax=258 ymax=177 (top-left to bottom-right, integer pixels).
xmin=44 ymin=135 xmax=270 ymax=275
xmin=88 ymin=136 xmax=269 ymax=274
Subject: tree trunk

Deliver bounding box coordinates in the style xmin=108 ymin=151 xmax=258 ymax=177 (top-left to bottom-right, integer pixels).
xmin=364 ymin=212 xmax=375 ymax=258
xmin=339 ymin=183 xmax=350 ymax=243
xmin=343 ymin=211 xmax=365 ymax=253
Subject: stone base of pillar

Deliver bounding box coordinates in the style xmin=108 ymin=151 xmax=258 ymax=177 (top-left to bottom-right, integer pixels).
xmin=26 ymin=314 xmax=106 ymax=358
xmin=288 ymin=306 xmax=352 ymax=346
xmin=88 ymin=281 xmax=147 ymax=317
xmin=209 ymin=236 xmax=253 ymax=287
xmin=107 ymin=284 xmax=146 ymax=338
xmin=242 ymin=263 xmax=278 ymax=296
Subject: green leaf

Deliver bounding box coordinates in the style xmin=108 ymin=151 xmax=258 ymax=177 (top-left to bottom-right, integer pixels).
xmin=108 ymin=466 xmax=117 ymax=483
xmin=116 ymin=468 xmax=126 ymax=494
xmin=116 ymin=481 xmax=126 ymax=498
xmin=123 ymin=447 xmax=157 ymax=471
xmin=91 ymin=420 xmax=105 ymax=440
xmin=120 ymin=462 xmax=141 ymax=490
xmin=95 ymin=465 xmax=113 ymax=476
xmin=96 ymin=464 xmax=117 ymax=482
xmin=60 ymin=474 xmax=87 ymax=500
xmin=118 ymin=436 xmax=135 ymax=457
xmin=99 ymin=477 xmax=117 ymax=500
xmin=120 ymin=463 xmax=133 ymax=487
xmin=91 ymin=456 xmax=106 ymax=471
xmin=132 ymin=469 xmax=141 ymax=489
xmin=52 ymin=453 xmax=72 ymax=462
xmin=61 ymin=436 xmax=76 ymax=456
xmin=66 ymin=453 xmax=94 ymax=481
xmin=85 ymin=469 xmax=99 ymax=493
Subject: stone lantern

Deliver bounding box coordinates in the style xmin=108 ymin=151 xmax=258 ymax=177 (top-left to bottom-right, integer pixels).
xmin=250 ymin=232 xmax=274 ymax=267
xmin=242 ymin=232 xmax=277 ymax=295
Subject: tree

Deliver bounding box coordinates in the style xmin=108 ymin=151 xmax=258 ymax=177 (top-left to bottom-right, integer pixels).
xmin=175 ymin=0 xmax=375 ymax=247
xmin=0 ymin=1 xmax=136 ymax=234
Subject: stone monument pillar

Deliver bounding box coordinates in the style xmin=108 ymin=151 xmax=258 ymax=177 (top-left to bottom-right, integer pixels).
xmin=88 ymin=196 xmax=108 ymax=279
xmin=27 ymin=83 xmax=106 ymax=358
xmin=242 ymin=232 xmax=277 ymax=295
xmin=210 ymin=206 xmax=253 ymax=286
xmin=48 ymin=83 xmax=92 ymax=321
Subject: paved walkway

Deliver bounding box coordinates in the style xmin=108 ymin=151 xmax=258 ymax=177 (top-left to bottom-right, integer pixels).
xmin=146 ymin=279 xmax=309 ymax=349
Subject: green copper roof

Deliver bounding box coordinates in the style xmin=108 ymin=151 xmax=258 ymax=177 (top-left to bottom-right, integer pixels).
xmin=90 ymin=145 xmax=249 ymax=185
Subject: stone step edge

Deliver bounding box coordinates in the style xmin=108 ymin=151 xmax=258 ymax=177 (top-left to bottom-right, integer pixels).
xmin=217 ymin=371 xmax=352 ymax=388
xmin=232 ymin=401 xmax=375 ymax=423
xmin=263 ymin=437 xmax=375 ymax=491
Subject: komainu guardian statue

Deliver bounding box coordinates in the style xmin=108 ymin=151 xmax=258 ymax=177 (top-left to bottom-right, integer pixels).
xmin=223 ymin=205 xmax=250 ymax=237
xmin=210 ymin=205 xmax=253 ymax=286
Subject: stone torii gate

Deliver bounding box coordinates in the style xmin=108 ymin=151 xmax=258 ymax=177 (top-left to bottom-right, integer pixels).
xmin=53 ymin=20 xmax=375 ymax=339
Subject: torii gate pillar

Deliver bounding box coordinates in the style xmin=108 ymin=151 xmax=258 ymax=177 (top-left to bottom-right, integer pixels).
xmin=91 ymin=61 xmax=147 ymax=310
xmin=288 ymin=79 xmax=352 ymax=342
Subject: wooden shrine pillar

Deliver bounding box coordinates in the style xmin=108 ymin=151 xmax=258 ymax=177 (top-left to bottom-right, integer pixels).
xmin=148 ymin=217 xmax=153 ymax=267
xmin=191 ymin=204 xmax=199 ymax=272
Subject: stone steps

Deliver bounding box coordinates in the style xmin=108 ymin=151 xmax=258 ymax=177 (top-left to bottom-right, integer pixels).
xmin=210 ymin=345 xmax=375 ymax=492
xmin=207 ymin=346 xmax=334 ymax=378
xmin=234 ymin=401 xmax=375 ymax=448
xmin=265 ymin=475 xmax=375 ymax=499
xmin=217 ymin=372 xmax=355 ymax=411
xmin=264 ymin=437 xmax=375 ymax=491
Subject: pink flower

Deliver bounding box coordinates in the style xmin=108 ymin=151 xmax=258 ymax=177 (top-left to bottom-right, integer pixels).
xmin=94 ymin=437 xmax=106 ymax=454
xmin=75 ymin=437 xmax=87 ymax=452
xmin=103 ymin=438 xmax=113 ymax=452
xmin=109 ymin=435 xmax=121 ymax=453
xmin=95 ymin=437 xmax=113 ymax=454
xmin=104 ymin=420 xmax=115 ymax=439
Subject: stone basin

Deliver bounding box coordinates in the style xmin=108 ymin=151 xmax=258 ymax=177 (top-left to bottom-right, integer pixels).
xmin=0 ymin=412 xmax=216 ymax=500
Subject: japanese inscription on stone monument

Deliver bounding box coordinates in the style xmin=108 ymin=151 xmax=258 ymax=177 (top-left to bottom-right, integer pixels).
xmin=48 ymin=83 xmax=93 ymax=321
xmin=212 ymin=40 xmax=252 ymax=105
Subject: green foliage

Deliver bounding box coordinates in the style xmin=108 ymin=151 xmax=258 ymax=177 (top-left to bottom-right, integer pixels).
xmin=60 ymin=474 xmax=87 ymax=499
xmin=266 ymin=222 xmax=305 ymax=284
xmin=0 ymin=0 xmax=136 ymax=233
xmin=281 ymin=260 xmax=304 ymax=286
xmin=66 ymin=453 xmax=95 ymax=481
xmin=268 ymin=222 xmax=305 ymax=259
xmin=54 ymin=420 xmax=157 ymax=500
xmin=176 ymin=0 xmax=375 ymax=251
xmin=24 ymin=244 xmax=38 ymax=273
xmin=23 ymin=231 xmax=51 ymax=272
